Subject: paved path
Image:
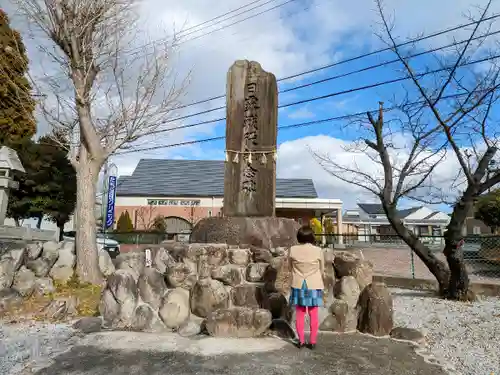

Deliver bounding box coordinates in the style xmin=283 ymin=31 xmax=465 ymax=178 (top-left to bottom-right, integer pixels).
xmin=34 ymin=332 xmax=449 ymax=375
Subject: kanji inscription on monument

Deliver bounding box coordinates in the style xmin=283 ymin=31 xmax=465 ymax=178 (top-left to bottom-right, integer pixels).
xmin=224 ymin=60 xmax=278 ymax=217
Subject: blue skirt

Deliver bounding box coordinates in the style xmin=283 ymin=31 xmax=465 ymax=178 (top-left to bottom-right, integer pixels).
xmin=289 ymin=280 xmax=324 ymax=307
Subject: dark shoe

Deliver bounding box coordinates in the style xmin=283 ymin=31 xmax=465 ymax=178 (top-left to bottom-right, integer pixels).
xmin=294 ymin=341 xmax=305 ymax=349
xmin=306 ymin=343 xmax=316 ymax=350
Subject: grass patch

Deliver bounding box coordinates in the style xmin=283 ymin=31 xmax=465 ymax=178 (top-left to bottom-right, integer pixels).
xmin=1 ymin=273 xmax=102 ymax=323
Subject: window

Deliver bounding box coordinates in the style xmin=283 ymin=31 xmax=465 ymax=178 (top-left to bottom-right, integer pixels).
xmin=473 ymin=226 xmax=481 ymax=235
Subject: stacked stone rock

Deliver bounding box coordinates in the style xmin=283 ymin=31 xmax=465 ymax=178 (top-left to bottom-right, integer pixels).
xmin=319 ymin=250 xmax=394 ymax=336
xmin=99 ymin=243 xmax=293 ymax=337
xmin=0 ymin=241 xmax=115 ymax=314
xmin=99 ymin=243 xmax=396 ymax=338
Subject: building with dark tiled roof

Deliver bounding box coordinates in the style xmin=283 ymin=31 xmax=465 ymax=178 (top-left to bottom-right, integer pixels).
xmin=341 ymin=203 xmax=450 ymax=243
xmin=114 ymin=159 xmax=343 ymax=240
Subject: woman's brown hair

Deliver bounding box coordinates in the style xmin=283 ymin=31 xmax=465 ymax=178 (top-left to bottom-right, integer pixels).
xmin=297 ymin=225 xmax=316 ymax=244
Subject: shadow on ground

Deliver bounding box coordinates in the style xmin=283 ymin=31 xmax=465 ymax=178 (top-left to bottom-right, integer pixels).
xmin=34 ymin=333 xmax=449 ymax=375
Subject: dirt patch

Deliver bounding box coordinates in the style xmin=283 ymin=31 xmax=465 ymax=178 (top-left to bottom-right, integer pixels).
xmin=1 ymin=275 xmax=101 ymax=323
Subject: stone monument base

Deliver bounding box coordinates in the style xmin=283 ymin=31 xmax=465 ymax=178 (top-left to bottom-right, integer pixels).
xmin=189 ymin=216 xmax=300 ymax=249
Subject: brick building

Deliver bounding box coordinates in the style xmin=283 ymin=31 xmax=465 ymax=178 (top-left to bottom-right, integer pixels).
xmin=114 ymin=159 xmax=343 ymax=241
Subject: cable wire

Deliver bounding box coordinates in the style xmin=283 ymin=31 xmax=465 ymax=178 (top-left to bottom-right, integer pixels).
xmin=162 ymin=13 xmax=500 ymax=112
xmin=116 ymin=90 xmax=484 ymax=155
xmin=133 ymin=50 xmax=500 ymax=137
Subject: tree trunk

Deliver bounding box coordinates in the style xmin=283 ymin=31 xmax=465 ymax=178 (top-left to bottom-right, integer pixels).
xmin=75 ymin=153 xmax=103 ymax=285
xmin=36 ymin=216 xmax=42 ymax=229
xmin=443 ymin=190 xmax=475 ymax=301
xmin=14 ymin=218 xmax=20 ymax=227
xmin=385 ymin=208 xmax=450 ymax=295
xmin=57 ymin=222 xmax=65 ymax=242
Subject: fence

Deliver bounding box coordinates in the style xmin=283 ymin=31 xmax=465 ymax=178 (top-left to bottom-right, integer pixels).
xmin=318 ymin=233 xmax=500 ymax=285
xmin=0 ymin=225 xmax=57 ymax=242
xmin=110 ymin=230 xmax=500 ymax=285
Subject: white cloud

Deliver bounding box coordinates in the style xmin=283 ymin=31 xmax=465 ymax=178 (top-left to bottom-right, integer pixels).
xmin=277 ymin=134 xmax=465 ymax=209
xmin=7 ymin=0 xmax=500 ymax=207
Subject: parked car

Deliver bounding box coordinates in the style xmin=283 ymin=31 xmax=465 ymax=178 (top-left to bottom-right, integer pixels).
xmin=63 ymin=231 xmax=121 ymax=259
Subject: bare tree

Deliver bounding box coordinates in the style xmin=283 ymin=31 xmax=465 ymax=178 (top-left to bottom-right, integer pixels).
xmin=313 ymin=1 xmax=500 ymax=300
xmin=13 ymin=0 xmax=189 ymax=283
xmin=136 ymin=204 xmax=157 ymax=230
xmin=185 ymin=205 xmax=202 ymax=227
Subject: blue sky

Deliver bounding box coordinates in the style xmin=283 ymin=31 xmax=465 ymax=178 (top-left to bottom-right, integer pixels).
xmin=17 ymin=0 xmax=498 ymax=211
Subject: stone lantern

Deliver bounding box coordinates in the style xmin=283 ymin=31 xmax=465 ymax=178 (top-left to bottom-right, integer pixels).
xmin=0 ymin=146 xmax=25 ymax=225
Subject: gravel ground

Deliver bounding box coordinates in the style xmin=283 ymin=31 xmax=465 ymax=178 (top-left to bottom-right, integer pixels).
xmin=1 ymin=289 xmax=499 ymax=375
xmin=391 ymin=288 xmax=500 ymax=375
xmin=0 ymin=321 xmax=79 ymax=374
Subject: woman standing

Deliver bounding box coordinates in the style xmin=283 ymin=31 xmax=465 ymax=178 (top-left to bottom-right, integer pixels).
xmin=288 ymin=225 xmax=325 ymax=349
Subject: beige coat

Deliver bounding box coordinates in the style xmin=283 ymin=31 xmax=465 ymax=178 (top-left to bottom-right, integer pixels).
xmin=288 ymin=243 xmax=325 ymax=290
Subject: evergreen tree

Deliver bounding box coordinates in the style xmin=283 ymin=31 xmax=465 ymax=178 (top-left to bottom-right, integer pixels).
xmin=475 ymin=189 xmax=500 ymax=234
xmin=116 ymin=211 xmax=133 ymax=232
xmin=0 ymin=9 xmax=36 ymax=145
xmin=38 ymin=134 xmax=77 ymax=239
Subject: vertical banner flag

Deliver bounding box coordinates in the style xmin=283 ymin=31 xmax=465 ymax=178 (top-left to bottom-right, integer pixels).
xmin=105 ymin=175 xmax=117 ymax=229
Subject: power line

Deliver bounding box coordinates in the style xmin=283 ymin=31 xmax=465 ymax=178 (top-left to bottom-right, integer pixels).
xmin=176 ymin=0 xmax=272 ymax=37
xmin=177 ymin=0 xmax=287 ymax=43
xmin=37 ymin=0 xmax=298 ymax=83
xmin=165 ymin=12 xmax=500 ymax=112
xmin=172 ymin=27 xmax=500 ymax=118
xmin=116 ymin=90 xmax=487 ymax=155
xmin=178 ymin=0 xmax=299 ymax=46
xmin=133 ymin=50 xmax=500 ymax=137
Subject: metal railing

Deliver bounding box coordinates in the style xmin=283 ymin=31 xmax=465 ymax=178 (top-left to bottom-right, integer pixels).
xmin=103 ymin=230 xmax=500 ymax=285
xmin=317 ymin=233 xmax=500 ymax=284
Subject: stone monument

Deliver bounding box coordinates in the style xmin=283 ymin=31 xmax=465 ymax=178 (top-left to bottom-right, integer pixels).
xmin=0 ymin=146 xmax=25 ymax=225
xmin=190 ymin=60 xmax=299 ymax=248
xmin=224 ymin=60 xmax=277 ymax=217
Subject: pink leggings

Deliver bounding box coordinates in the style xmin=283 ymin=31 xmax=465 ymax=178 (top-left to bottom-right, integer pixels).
xmin=295 ymin=306 xmax=319 ymax=344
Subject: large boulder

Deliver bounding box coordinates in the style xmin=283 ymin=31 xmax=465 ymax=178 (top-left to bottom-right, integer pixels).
xmin=204 ymin=307 xmax=272 ymax=338
xmin=189 ymin=217 xmax=300 ymax=249
xmin=40 ymin=296 xmax=78 ymax=320
xmin=333 ymin=251 xmax=373 ymax=290
xmin=333 ymin=276 xmax=360 ymax=332
xmin=0 ymin=257 xmax=15 ymax=290
xmin=190 ymin=278 xmax=229 ymax=318
xmin=323 ymin=249 xmax=336 ymax=300
xmin=4 ymin=247 xmax=25 ymax=272
xmin=105 ymin=270 xmax=139 ymax=326
xmin=319 ymin=299 xmax=350 ymax=332
xmin=246 ymin=262 xmax=269 ymax=282
xmin=211 ymin=264 xmax=244 ymax=286
xmin=114 ymin=252 xmax=145 ymax=280
xmin=99 ymin=289 xmax=121 ymax=327
xmin=152 ymin=247 xmax=176 ymax=274
xmin=159 ymin=288 xmax=190 ymax=329
xmin=137 ymin=268 xmax=168 ymax=310
xmin=12 ymin=266 xmax=36 ymax=297
xmin=26 ymin=243 xmax=59 ymax=277
xmin=99 ymin=250 xmax=116 ymax=277
xmin=166 ymin=263 xmax=195 ymax=289
xmin=26 ymin=242 xmax=43 ymax=260
xmin=131 ymin=304 xmax=166 ymax=332
xmin=228 ymin=248 xmax=250 ymax=266
xmin=231 ymin=284 xmax=260 ymax=308
xmin=49 ymin=246 xmax=76 ymax=283
xmin=357 ymin=282 xmax=393 ymax=336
